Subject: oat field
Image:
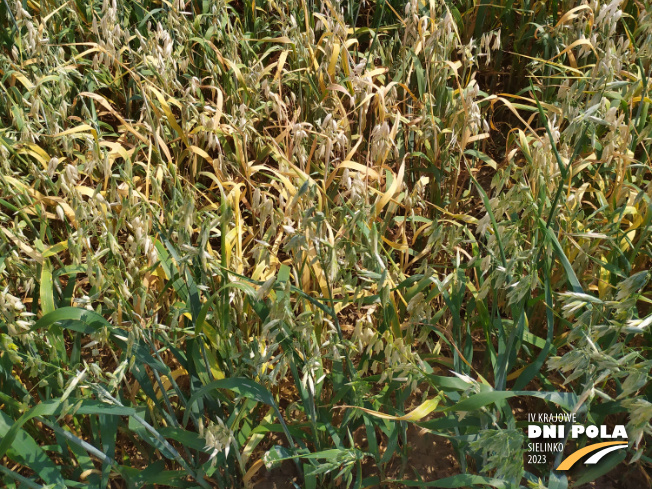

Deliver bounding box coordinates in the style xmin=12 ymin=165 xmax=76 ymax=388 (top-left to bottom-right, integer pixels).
xmin=1 ymin=0 xmax=651 ymax=487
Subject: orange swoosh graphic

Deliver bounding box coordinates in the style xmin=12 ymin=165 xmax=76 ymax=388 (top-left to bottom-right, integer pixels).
xmin=556 ymin=441 xmax=628 ymax=470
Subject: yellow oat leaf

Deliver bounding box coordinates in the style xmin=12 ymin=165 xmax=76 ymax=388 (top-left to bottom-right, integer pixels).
xmin=550 ymin=39 xmax=598 ymax=65
xmin=152 ymin=368 xmax=189 ymax=399
xmin=17 ymin=144 xmax=50 ymax=168
xmin=375 ymin=161 xmax=405 ymax=217
xmin=52 ymin=124 xmax=98 ymax=141
xmin=2 ymin=228 xmax=44 ymax=264
xmin=243 ymin=460 xmax=265 ymax=485
xmin=275 ymin=50 xmax=289 ymax=80
xmin=215 ymin=88 xmax=224 ymax=125
xmin=382 ymin=236 xmax=409 ymax=251
xmin=189 ymin=145 xmax=213 ymax=162
xmin=3 ymin=175 xmax=77 ymax=227
xmin=99 ymin=141 xmax=132 ymax=161
xmin=12 ymin=72 xmax=34 ymax=90
xmin=147 ymin=86 xmax=189 ymax=146
xmin=344 ymin=161 xmax=380 ymax=179
xmin=81 ymin=92 xmax=148 ymax=144
xmin=556 ymin=5 xmax=593 ymax=28
xmin=328 ymin=42 xmax=340 ymax=78
xmin=325 ymin=160 xmax=380 ymax=190
xmin=342 ymin=395 xmax=442 ymax=422
xmin=598 ymin=257 xmax=610 ymax=300
xmin=42 ymin=240 xmax=69 ymax=258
